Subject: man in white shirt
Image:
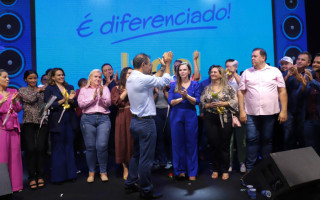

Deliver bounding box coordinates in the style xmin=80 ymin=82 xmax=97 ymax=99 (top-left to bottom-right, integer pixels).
xmin=125 ymin=52 xmax=173 ymax=199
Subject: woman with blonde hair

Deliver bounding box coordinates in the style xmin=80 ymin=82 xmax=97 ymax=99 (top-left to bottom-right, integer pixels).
xmin=200 ymin=65 xmax=238 ymax=180
xmin=78 ymin=69 xmax=111 ymax=183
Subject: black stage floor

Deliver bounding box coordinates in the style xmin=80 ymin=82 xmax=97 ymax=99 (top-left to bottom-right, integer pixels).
xmin=4 ymin=153 xmax=320 ymax=200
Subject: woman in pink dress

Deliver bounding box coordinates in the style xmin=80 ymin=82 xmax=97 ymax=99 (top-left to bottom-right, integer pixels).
xmin=0 ymin=69 xmax=23 ymax=192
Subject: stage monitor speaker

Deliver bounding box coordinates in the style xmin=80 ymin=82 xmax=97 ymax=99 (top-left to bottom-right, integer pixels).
xmin=0 ymin=0 xmax=35 ymax=88
xmin=0 ymin=163 xmax=12 ymax=196
xmin=273 ymin=0 xmax=308 ymax=65
xmin=242 ymin=147 xmax=320 ymax=199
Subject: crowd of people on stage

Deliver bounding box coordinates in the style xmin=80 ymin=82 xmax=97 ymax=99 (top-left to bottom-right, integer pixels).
xmin=0 ymin=48 xmax=319 ymax=199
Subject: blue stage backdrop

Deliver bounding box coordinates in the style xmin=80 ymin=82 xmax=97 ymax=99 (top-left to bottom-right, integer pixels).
xmin=1 ymin=0 xmax=307 ymax=89
xmin=34 ymin=0 xmax=275 ymax=88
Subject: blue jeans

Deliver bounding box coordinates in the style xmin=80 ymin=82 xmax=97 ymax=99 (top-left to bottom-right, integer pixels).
xmin=80 ymin=113 xmax=111 ymax=173
xmin=304 ymin=120 xmax=320 ymax=155
xmin=283 ymin=111 xmax=305 ymax=150
xmin=125 ymin=117 xmax=157 ymax=194
xmin=246 ymin=114 xmax=276 ymax=171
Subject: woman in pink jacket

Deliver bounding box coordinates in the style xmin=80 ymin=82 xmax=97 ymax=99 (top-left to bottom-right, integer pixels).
xmin=0 ymin=69 xmax=23 ymax=192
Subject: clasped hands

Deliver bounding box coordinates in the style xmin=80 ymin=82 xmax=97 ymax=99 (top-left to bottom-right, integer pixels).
xmin=180 ymin=89 xmax=188 ymax=100
xmin=93 ymin=86 xmax=104 ymax=100
xmin=0 ymin=92 xmax=19 ymax=105
xmin=206 ymin=101 xmax=228 ymax=108
xmin=158 ymin=51 xmax=174 ymax=70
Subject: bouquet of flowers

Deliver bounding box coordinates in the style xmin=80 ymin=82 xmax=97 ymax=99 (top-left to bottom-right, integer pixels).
xmin=211 ymin=91 xmax=224 ymax=128
xmin=1 ymin=102 xmax=14 ymax=134
xmin=39 ymin=95 xmax=57 ymax=128
xmin=58 ymin=89 xmax=75 ymax=123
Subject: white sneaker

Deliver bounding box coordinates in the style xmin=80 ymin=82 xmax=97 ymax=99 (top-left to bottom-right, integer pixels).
xmin=240 ymin=163 xmax=246 ymax=173
xmin=228 ymin=166 xmax=232 ymax=172
xmin=164 ymin=162 xmax=173 ymax=169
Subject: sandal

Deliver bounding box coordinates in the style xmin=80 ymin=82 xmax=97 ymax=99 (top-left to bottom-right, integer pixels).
xmin=100 ymin=173 xmax=109 ymax=182
xmin=37 ymin=179 xmax=45 ymax=188
xmin=176 ymin=173 xmax=186 ymax=181
xmin=29 ymin=180 xmax=37 ymax=190
xmin=222 ymin=173 xmax=229 ymax=180
xmin=211 ymin=172 xmax=219 ymax=179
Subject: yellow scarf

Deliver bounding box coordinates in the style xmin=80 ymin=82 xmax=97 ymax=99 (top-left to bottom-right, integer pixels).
xmin=62 ymin=88 xmax=70 ymax=110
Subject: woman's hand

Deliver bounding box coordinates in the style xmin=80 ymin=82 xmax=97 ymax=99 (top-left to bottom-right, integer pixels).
xmin=99 ymin=85 xmax=104 ymax=96
xmin=69 ymin=90 xmax=76 ymax=100
xmin=180 ymin=89 xmax=187 ymax=99
xmin=12 ymin=92 xmax=20 ymax=104
xmin=207 ymin=101 xmax=228 ymax=108
xmin=36 ymin=85 xmax=47 ymax=93
xmin=93 ymin=88 xmax=98 ymax=100
xmin=0 ymin=92 xmax=10 ymax=105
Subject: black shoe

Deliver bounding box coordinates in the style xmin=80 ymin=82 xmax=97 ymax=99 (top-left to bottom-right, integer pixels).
xmin=140 ymin=191 xmax=163 ymax=199
xmin=125 ymin=183 xmax=140 ymax=194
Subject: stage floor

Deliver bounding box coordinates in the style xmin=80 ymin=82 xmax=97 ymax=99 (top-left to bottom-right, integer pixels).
xmin=6 ymin=152 xmax=320 ymax=200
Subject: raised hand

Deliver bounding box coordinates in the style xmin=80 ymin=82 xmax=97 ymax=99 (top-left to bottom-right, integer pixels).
xmin=114 ymin=71 xmax=119 ymax=83
xmin=304 ymin=69 xmax=313 ymax=82
xmin=193 ymin=50 xmax=199 ymax=60
xmin=158 ymin=57 xmax=165 ymax=66
xmin=289 ymin=65 xmax=298 ymax=76
xmin=163 ymin=51 xmax=173 ymax=64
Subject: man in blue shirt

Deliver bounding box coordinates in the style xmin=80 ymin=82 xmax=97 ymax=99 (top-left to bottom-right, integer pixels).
xmin=282 ymin=52 xmax=312 ymax=150
xmin=125 ymin=52 xmax=172 ymax=199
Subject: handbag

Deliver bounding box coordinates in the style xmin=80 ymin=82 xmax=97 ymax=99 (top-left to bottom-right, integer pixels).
xmin=232 ymin=113 xmax=241 ymax=128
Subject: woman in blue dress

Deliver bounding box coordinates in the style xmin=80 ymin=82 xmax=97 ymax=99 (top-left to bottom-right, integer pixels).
xmin=168 ymin=62 xmax=200 ymax=181
xmin=44 ymin=68 xmax=78 ymax=183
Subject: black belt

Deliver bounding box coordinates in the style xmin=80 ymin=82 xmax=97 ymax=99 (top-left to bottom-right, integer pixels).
xmin=86 ymin=113 xmax=108 ymax=115
xmin=132 ymin=114 xmax=153 ymax=120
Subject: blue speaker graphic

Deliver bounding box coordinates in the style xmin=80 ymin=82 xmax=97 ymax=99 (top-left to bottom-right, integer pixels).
xmin=273 ymin=0 xmax=308 ymax=64
xmin=0 ymin=0 xmax=35 ymax=88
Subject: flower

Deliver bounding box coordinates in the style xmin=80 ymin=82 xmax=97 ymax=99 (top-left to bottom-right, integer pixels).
xmin=211 ymin=92 xmax=219 ymax=99
xmin=225 ymin=69 xmax=232 ymax=76
xmin=217 ymin=106 xmax=224 ymax=114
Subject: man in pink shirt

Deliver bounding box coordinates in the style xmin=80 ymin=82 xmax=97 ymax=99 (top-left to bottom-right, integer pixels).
xmin=238 ymin=48 xmax=288 ymax=171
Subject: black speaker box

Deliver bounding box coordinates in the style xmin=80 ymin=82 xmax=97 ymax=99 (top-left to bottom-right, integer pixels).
xmin=273 ymin=0 xmax=308 ymax=65
xmin=0 ymin=0 xmax=35 ymax=89
xmin=243 ymin=147 xmax=320 ymax=199
xmin=0 ymin=163 xmax=12 ymax=197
